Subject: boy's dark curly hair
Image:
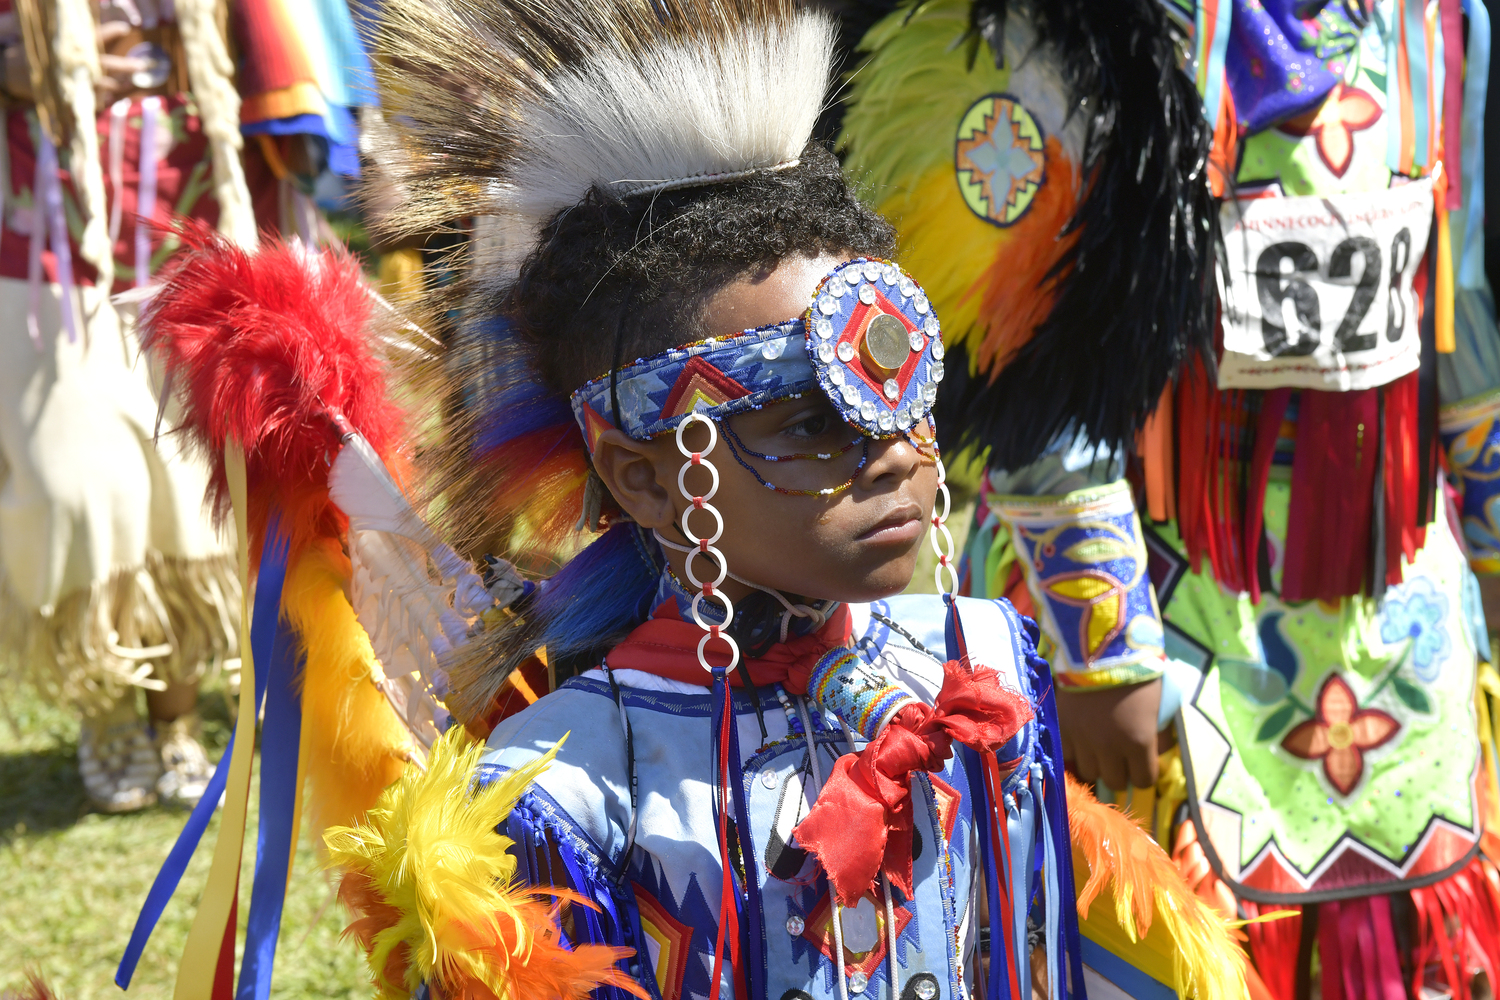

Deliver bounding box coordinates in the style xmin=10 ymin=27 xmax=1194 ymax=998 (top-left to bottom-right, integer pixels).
xmin=505 ymin=143 xmax=896 ymax=396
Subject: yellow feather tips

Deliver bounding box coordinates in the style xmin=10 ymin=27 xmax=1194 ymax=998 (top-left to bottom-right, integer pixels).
xmin=839 ymin=0 xmax=1080 ymax=377
xmin=325 ymin=728 xmax=646 ymax=1000
xmin=1066 ymin=776 xmax=1250 ymax=1000
xmin=283 ymin=538 xmax=413 ymax=839
xmin=841 ymin=0 xmax=998 ymax=193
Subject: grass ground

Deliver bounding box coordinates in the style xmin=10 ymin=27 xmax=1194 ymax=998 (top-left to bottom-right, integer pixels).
xmin=0 ymin=677 xmax=366 ymax=1000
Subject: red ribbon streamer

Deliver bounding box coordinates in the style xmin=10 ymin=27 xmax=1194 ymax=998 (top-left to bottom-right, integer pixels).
xmin=707 ymin=682 xmax=740 ymax=1000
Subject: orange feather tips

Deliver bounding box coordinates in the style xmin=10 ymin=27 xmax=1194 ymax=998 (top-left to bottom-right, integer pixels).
xmin=139 ymin=221 xmax=406 ymax=556
xmin=1066 ymin=775 xmax=1250 ymax=1000
xmin=325 ymin=728 xmax=647 ymax=1000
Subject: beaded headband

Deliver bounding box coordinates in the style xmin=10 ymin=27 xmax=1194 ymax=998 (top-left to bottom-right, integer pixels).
xmin=569 ymin=257 xmax=946 ymax=450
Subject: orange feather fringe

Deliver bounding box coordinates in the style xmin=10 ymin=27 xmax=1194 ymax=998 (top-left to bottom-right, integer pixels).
xmin=966 ymin=140 xmax=1080 ymax=375
xmin=284 ymin=538 xmax=412 ymax=836
xmin=1067 ymin=774 xmax=1250 ymax=1000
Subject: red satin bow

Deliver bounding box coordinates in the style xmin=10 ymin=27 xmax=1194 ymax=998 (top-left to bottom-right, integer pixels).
xmin=793 ymin=658 xmax=1032 ymax=905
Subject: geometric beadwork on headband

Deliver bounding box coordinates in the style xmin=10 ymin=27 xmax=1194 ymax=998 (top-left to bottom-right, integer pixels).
xmin=569 ymin=256 xmax=945 ymax=448
xmin=571 ymin=319 xmax=819 ymax=448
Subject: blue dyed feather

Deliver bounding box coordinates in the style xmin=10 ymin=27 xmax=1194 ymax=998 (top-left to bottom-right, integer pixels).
xmin=535 ymin=522 xmax=662 ymax=659
xmin=467 ymin=315 xmax=578 ymax=455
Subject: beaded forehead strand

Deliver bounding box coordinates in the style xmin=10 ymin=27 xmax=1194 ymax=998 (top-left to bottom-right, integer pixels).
xmin=720 ymin=423 xmax=870 ymax=496
xmin=570 ymin=257 xmax=944 ymax=451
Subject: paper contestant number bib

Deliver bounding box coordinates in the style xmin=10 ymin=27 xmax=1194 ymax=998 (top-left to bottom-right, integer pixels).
xmin=1217 ymin=179 xmax=1434 ymax=391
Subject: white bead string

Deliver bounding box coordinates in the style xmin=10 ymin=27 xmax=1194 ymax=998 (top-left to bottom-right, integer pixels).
xmin=930 ymin=455 xmax=958 ymax=595
xmin=653 ymin=530 xmax=827 ymax=641
xmin=882 ymin=875 xmax=901 ymax=1000
xmin=674 ymin=413 xmax=741 ymax=674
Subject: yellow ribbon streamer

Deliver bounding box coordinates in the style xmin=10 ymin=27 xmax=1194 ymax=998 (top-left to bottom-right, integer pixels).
xmin=174 ymin=441 xmax=258 ymax=1000
xmin=1435 ymin=194 xmax=1455 ymax=352
xmin=1475 ymin=662 xmax=1500 ymax=830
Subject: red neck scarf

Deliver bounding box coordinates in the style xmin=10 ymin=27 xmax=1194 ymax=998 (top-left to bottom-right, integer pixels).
xmin=606 ymin=601 xmax=854 ymax=692
xmin=604 ymin=598 xmax=1031 ymax=905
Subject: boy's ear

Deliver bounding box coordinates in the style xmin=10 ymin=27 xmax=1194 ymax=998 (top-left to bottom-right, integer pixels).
xmin=591 ymin=429 xmax=676 ymax=530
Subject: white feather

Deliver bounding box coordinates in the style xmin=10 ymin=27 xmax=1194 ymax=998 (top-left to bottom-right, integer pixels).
xmin=328 ymin=435 xmax=502 ymax=749
xmin=1002 ymin=15 xmax=1089 ymax=172
xmin=490 ymin=11 xmax=835 ymax=277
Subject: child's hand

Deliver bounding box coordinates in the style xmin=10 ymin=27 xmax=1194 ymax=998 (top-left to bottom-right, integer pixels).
xmin=1056 ymin=678 xmax=1162 ymax=790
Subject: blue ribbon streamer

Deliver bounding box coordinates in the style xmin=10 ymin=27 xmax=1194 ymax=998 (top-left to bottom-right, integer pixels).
xmin=1457 ymin=0 xmax=1491 ymax=288
xmin=553 ymin=837 xmax=608 ymax=951
xmin=1385 ymin=3 xmax=1405 ymax=173
xmin=1078 ymin=938 xmax=1176 ymax=1000
xmin=1034 ymin=669 xmax=1088 ymax=1000
xmin=236 ymin=579 xmax=303 ymax=1000
xmin=963 ymin=745 xmax=1003 ymax=1000
xmin=1406 ymin=0 xmax=1430 ymax=170
xmin=1197 ymin=0 xmax=1233 ymax=129
xmin=115 ymin=513 xmax=290 ymax=990
xmin=1008 ymin=783 xmax=1038 ymax=1000
xmin=1039 ymin=770 xmax=1063 ymax=1000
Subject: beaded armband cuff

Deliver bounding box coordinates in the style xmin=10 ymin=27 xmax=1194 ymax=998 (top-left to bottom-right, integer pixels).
xmin=808 ymin=647 xmax=919 ymax=742
xmin=989 ymin=480 xmax=1165 ymax=690
xmin=1441 ymin=388 xmax=1500 ymax=574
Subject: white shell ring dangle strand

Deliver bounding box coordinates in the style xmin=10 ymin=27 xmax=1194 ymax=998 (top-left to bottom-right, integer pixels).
xmin=652 ymin=528 xmax=826 ymax=642
xmin=930 ymin=453 xmax=958 ymax=595
xmin=671 ymin=412 xmax=741 ymax=674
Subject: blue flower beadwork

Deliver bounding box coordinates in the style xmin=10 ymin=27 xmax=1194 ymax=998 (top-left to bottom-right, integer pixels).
xmin=1378 ymin=580 xmax=1452 ymax=684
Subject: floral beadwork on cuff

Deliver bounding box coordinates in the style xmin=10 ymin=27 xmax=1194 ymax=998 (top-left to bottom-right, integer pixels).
xmin=1440 ymin=388 xmax=1500 ymax=575
xmin=990 ymin=481 xmax=1166 ymax=691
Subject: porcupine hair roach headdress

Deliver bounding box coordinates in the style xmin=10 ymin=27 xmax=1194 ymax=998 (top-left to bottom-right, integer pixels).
xmin=365 ymin=0 xmax=898 ymax=720
xmin=839 ymin=0 xmax=1217 ymax=471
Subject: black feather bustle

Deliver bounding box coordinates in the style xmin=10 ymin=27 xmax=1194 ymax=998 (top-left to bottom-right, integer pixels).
xmin=918 ymin=0 xmax=1218 ymax=472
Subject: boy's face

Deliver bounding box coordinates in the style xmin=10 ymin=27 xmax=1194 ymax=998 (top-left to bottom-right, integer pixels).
xmin=592 ymin=254 xmax=940 ymax=605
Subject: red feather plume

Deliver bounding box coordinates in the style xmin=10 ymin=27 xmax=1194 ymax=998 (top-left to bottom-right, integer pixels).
xmin=140 ymin=222 xmax=406 ymax=561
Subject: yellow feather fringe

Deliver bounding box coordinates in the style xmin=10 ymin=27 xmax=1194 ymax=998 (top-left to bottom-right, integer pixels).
xmin=841 ymin=0 xmax=1008 ymax=366
xmin=840 ymin=0 xmax=1080 ymax=376
xmin=325 ymin=728 xmax=644 ymax=1000
xmin=282 ymin=538 xmax=413 ymax=838
xmin=1067 ymin=775 xmax=1250 ymax=1000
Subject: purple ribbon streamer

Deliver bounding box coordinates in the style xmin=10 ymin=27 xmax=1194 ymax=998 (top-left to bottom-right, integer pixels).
xmin=136 ymin=97 xmax=160 ymax=288
xmin=38 ymin=132 xmax=79 ymax=344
